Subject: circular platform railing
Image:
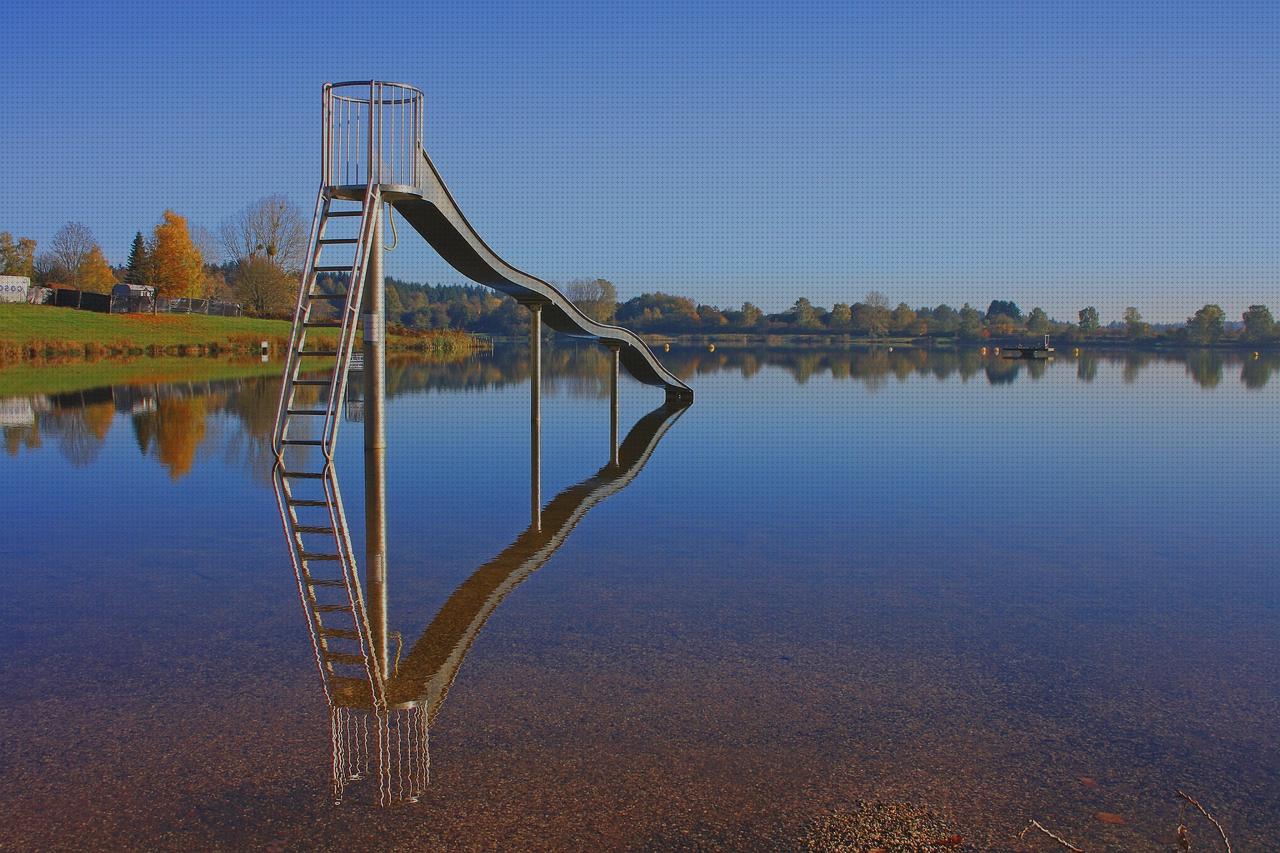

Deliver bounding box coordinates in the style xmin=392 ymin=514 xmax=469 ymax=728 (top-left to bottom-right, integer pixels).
xmin=323 ymin=81 xmax=424 ymax=189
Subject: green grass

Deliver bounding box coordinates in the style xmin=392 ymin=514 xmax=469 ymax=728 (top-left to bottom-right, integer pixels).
xmin=0 ymin=303 xmax=297 ymax=347
xmin=0 ymin=302 xmax=302 ymax=350
xmin=0 ymin=355 xmax=285 ymax=397
xmin=0 ymin=303 xmax=478 ymax=361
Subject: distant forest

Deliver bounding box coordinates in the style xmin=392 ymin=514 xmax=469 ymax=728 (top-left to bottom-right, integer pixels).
xmin=9 ymin=212 xmax=1273 ymax=347
xmin=357 ymin=276 xmax=1279 ymax=347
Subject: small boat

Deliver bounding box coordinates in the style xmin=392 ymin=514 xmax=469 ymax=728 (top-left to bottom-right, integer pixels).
xmin=1002 ymin=335 xmax=1056 ymax=359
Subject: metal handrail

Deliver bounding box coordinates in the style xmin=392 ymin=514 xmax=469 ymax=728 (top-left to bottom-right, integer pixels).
xmin=323 ymin=81 xmax=424 ymax=189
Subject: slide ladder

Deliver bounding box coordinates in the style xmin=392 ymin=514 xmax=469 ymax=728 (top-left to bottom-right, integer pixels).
xmin=271 ymin=184 xmax=386 ymax=713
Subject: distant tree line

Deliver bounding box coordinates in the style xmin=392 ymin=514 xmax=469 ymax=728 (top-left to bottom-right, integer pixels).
xmin=376 ymin=284 xmax=1276 ymax=347
xmin=6 ymin=215 xmax=1276 ymax=346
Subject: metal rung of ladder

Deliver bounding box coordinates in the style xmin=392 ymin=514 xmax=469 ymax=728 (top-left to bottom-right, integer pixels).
xmin=306 ymin=578 xmax=346 ymax=588
xmin=292 ymin=524 xmax=334 ymax=534
xmin=287 ymin=409 xmax=328 ymax=416
xmin=318 ymin=238 xmax=359 ymax=245
xmin=303 ymin=321 xmax=343 ymax=328
xmin=319 ymin=627 xmax=359 ymax=640
xmin=293 ymin=379 xmax=332 ymax=386
xmin=326 ymin=210 xmax=364 ymax=217
xmin=314 ymin=266 xmax=350 ymax=273
xmin=306 ymin=293 xmax=348 ymax=300
xmin=324 ymin=652 xmax=366 ymax=666
xmin=282 ymin=471 xmax=326 ymax=479
xmin=297 ymin=350 xmax=339 ymax=357
xmin=300 ymin=552 xmax=341 ymax=561
xmin=287 ymin=498 xmax=328 ymax=507
xmin=282 ymin=439 xmax=324 ymax=446
xmin=315 ymin=604 xmax=353 ymax=613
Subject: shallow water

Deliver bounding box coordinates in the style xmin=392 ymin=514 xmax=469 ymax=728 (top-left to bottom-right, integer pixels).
xmin=2 ymin=346 xmax=1278 ymax=850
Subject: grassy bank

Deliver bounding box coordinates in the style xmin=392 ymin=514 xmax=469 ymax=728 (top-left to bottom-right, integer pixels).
xmin=0 ymin=355 xmax=287 ymax=397
xmin=0 ymin=304 xmax=481 ymax=363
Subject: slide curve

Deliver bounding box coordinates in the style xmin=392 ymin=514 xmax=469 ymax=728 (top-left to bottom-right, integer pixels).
xmin=385 ymin=399 xmax=689 ymax=711
xmin=388 ymin=150 xmax=693 ymax=400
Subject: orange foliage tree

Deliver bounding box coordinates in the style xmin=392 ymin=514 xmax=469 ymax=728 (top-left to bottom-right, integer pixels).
xmin=79 ymin=246 xmax=117 ymax=294
xmin=154 ymin=397 xmax=207 ymax=479
xmin=151 ymin=210 xmax=204 ymax=299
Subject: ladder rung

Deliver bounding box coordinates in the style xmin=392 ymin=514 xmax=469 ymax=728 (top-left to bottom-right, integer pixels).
xmin=292 ymin=524 xmax=333 ymax=534
xmin=314 ymin=266 xmax=350 ymax=273
xmin=306 ymin=292 xmax=348 ymax=300
xmin=326 ymin=210 xmax=364 ymax=217
xmin=300 ymin=552 xmax=341 ymax=561
xmin=293 ymin=379 xmax=332 ymax=386
xmin=288 ymin=499 xmax=328 ymax=507
xmin=287 ymin=409 xmax=327 ymax=416
xmin=281 ymin=471 xmax=325 ymax=479
xmin=315 ymin=604 xmax=352 ymax=613
xmin=324 ymin=652 xmax=366 ymax=666
xmin=303 ymin=321 xmax=342 ymax=328
xmin=307 ymin=578 xmax=345 ymax=587
xmin=318 ymin=238 xmax=358 ymax=244
xmin=298 ymin=350 xmax=338 ymax=357
xmin=320 ymin=627 xmax=359 ymax=640
xmin=282 ymin=439 xmax=324 ymax=446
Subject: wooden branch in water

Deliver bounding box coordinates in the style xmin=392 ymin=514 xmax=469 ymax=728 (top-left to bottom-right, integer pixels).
xmin=1176 ymin=791 xmax=1232 ymax=853
xmin=1017 ymin=819 xmax=1085 ymax=852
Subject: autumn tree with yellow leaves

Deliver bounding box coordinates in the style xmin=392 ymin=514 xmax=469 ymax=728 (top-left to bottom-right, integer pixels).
xmin=79 ymin=246 xmax=117 ymax=293
xmin=150 ymin=210 xmax=204 ymax=299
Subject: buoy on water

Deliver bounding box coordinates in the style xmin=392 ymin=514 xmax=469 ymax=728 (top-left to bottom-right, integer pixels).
xmin=663 ymin=343 xmax=670 ymax=352
xmin=708 ymin=343 xmax=716 ymax=352
xmin=980 ymin=347 xmax=988 ymax=355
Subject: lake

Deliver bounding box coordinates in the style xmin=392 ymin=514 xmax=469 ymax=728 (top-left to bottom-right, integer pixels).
xmin=2 ymin=346 xmax=1277 ymax=850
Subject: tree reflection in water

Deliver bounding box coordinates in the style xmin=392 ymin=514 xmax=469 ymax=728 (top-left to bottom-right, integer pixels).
xmin=2 ymin=347 xmax=1275 ymax=475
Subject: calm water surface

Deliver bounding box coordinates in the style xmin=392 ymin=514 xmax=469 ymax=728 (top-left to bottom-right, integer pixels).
xmin=2 ymin=346 xmax=1278 ymax=850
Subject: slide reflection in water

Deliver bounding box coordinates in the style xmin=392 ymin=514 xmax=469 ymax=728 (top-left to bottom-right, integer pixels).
xmin=309 ymin=399 xmax=689 ymax=804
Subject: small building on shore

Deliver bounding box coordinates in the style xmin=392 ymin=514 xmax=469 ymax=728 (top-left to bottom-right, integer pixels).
xmin=0 ymin=275 xmax=31 ymax=303
xmin=111 ymin=283 xmax=157 ymax=313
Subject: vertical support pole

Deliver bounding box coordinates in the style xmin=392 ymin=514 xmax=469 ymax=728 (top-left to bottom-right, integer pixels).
xmin=530 ymin=303 xmax=542 ymax=532
xmin=364 ymin=207 xmax=389 ymax=679
xmin=608 ymin=343 xmax=620 ymax=467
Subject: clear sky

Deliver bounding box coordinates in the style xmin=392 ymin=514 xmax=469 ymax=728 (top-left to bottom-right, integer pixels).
xmin=2 ymin=0 xmax=1277 ymax=321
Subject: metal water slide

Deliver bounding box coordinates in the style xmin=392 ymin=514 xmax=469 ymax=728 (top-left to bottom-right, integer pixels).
xmin=321 ymin=81 xmax=693 ymax=400
xmin=269 ymin=81 xmax=692 ymax=805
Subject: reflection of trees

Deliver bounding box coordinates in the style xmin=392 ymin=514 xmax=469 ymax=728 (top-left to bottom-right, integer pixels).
xmin=985 ymin=359 xmax=1021 ymax=385
xmin=4 ymin=423 xmax=41 ymax=455
xmin=1121 ymin=352 xmax=1153 ymax=384
xmin=4 ymin=346 xmax=1272 ymax=475
xmin=1184 ymin=351 xmax=1224 ymax=389
xmin=1240 ymin=354 xmax=1278 ymax=390
xmin=132 ymin=414 xmax=154 ymax=453
xmin=221 ymin=377 xmax=284 ymax=484
xmin=153 ymin=397 xmax=209 ymax=479
xmin=50 ymin=408 xmax=107 ymax=468
xmin=82 ymin=402 xmax=114 ymax=440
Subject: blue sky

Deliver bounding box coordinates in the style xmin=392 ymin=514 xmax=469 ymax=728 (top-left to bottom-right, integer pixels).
xmin=2 ymin=0 xmax=1277 ymax=321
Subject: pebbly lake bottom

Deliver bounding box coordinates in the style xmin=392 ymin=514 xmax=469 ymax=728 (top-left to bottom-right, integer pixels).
xmin=1 ymin=345 xmax=1278 ymax=850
